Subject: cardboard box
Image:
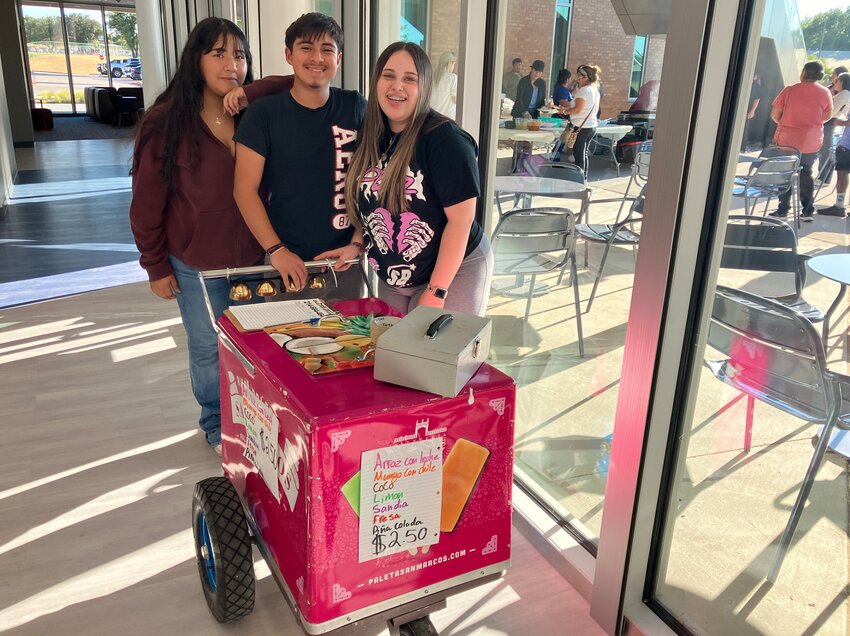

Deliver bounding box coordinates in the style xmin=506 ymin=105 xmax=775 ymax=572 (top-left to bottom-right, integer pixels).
xmin=374 ymin=306 xmax=491 ymax=397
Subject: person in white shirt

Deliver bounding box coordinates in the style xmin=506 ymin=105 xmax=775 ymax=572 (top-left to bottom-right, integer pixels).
xmin=431 ymin=51 xmax=458 ymax=119
xmin=558 ymin=64 xmax=601 ymax=172
xmin=818 ymin=65 xmax=849 ymax=183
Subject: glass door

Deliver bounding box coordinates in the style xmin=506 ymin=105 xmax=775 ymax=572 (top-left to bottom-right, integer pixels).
xmin=22 ymin=2 xmax=74 ymax=113
xmin=484 ymin=0 xmax=670 ymax=548
xmin=63 ymin=4 xmax=109 ymax=114
xmin=647 ymin=0 xmax=848 ymax=632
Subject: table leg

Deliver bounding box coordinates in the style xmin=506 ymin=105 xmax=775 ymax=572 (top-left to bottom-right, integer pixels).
xmin=821 ymin=283 xmax=846 ymax=346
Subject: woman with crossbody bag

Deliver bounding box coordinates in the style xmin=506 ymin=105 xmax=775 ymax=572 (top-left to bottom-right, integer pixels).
xmin=558 ymin=64 xmax=601 ymax=172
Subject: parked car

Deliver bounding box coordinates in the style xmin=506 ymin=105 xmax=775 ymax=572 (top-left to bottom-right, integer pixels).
xmin=97 ymin=58 xmax=141 ymax=78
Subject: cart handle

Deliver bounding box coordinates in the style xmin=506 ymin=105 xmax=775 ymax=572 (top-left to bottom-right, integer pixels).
xmin=196 ymin=259 xmax=365 ymax=338
xmin=198 ymin=259 xmax=358 ymax=280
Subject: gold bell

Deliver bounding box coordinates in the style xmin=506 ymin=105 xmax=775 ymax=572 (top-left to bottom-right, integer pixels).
xmin=256 ymin=280 xmax=277 ymax=297
xmin=228 ymin=282 xmax=252 ymax=302
xmin=308 ymin=274 xmax=326 ymax=289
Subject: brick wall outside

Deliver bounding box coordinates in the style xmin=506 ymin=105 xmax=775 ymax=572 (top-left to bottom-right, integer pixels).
xmin=428 ymin=0 xmax=461 ymax=69
xmin=498 ymin=1 xmax=667 ymax=118
xmin=644 ymin=35 xmax=666 ymax=83
xmin=568 ymin=1 xmax=636 ymax=118
xmin=502 ymin=2 xmax=555 ymax=93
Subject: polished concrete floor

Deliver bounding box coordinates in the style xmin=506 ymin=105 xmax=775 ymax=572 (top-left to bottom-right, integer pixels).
xmin=0 ymin=140 xmax=607 ymax=635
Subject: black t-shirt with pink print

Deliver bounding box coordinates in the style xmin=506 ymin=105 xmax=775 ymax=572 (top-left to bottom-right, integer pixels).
xmin=358 ymin=114 xmax=483 ymax=288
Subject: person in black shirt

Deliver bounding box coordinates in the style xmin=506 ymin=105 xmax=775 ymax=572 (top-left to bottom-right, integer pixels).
xmin=328 ymin=42 xmax=492 ymax=316
xmin=233 ymin=13 xmax=366 ymax=295
xmin=511 ymin=59 xmax=547 ymax=119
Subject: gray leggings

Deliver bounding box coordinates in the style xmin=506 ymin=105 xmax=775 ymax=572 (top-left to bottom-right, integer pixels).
xmin=377 ymin=238 xmax=493 ymax=316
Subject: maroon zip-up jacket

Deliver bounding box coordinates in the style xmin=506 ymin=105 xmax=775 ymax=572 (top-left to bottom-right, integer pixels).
xmin=129 ymin=75 xmax=293 ymax=281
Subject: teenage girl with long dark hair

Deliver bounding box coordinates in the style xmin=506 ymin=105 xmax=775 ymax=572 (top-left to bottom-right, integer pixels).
xmin=130 ymin=17 xmax=290 ymax=453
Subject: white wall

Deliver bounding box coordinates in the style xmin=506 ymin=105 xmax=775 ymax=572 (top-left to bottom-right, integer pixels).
xmin=256 ymin=1 xmax=316 ymax=76
xmin=0 ymin=50 xmax=17 ymax=210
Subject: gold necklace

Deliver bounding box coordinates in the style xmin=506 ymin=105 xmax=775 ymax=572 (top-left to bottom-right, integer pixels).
xmin=214 ymin=111 xmax=230 ymax=126
xmin=380 ymin=131 xmax=401 ymax=162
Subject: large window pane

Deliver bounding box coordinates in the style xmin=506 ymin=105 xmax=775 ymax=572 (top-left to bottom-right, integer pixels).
xmin=652 ymin=0 xmax=847 ymax=633
xmin=489 ymin=0 xmax=666 ymax=544
xmin=106 ymin=9 xmax=142 ymax=90
xmin=64 ymin=5 xmax=109 ymax=114
xmin=22 ymin=3 xmax=74 ymax=114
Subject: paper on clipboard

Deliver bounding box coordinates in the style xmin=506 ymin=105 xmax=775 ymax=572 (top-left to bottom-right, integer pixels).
xmin=226 ymin=299 xmax=339 ymax=331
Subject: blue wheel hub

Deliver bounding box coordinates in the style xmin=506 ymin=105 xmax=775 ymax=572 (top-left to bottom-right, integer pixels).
xmin=197 ymin=511 xmax=217 ymax=591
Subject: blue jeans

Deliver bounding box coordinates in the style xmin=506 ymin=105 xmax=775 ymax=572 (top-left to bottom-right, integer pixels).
xmin=169 ymin=256 xmax=236 ymax=446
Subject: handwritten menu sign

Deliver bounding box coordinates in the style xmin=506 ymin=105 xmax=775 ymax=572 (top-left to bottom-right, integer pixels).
xmin=358 ymin=438 xmax=443 ymax=563
xmin=230 ymin=373 xmax=280 ymax=501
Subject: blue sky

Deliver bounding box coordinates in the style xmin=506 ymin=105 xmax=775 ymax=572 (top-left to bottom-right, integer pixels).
xmin=798 ymin=0 xmax=848 ymax=19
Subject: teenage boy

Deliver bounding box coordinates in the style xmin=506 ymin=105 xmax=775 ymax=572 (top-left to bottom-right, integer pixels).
xmin=233 ymin=13 xmax=367 ymax=296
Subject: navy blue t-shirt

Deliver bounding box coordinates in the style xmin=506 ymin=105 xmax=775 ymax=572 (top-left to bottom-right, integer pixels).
xmin=234 ymin=88 xmax=366 ymax=260
xmin=357 ymin=115 xmax=483 ymax=288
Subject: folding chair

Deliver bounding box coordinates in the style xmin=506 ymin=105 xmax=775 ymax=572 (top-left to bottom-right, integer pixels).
xmin=490 ymin=207 xmax=584 ymax=356
xmin=705 ymin=286 xmax=849 ymax=582
xmin=576 ymin=185 xmax=645 ymax=312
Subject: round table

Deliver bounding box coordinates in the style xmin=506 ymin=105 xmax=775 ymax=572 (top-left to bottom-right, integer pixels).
xmin=592 ymin=123 xmax=634 ymax=174
xmin=493 ymin=175 xmax=587 ymax=198
xmin=807 ymin=253 xmax=850 ymax=343
xmin=497 ymin=128 xmax=561 ymax=143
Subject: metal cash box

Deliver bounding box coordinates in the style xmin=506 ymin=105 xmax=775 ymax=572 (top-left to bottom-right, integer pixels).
xmin=373 ymin=305 xmax=492 ymax=397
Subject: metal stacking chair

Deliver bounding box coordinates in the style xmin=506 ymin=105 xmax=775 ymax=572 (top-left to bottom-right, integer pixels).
xmin=576 ymin=185 xmax=645 ymax=312
xmin=490 ymin=207 xmax=584 ymax=356
xmin=617 ymin=150 xmax=651 ymax=217
xmin=705 ymin=286 xmax=849 ymax=583
xmin=731 ymin=155 xmax=800 ymax=227
xmin=530 ymin=161 xmax=587 ymax=184
xmin=720 ymin=215 xmax=823 ymax=324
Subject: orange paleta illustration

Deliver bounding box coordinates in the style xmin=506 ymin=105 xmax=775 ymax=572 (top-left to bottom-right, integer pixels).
xmin=440 ymin=438 xmax=490 ymax=533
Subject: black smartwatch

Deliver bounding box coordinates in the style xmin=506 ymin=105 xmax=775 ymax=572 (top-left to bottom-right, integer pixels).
xmin=426 ymin=283 xmax=448 ymax=300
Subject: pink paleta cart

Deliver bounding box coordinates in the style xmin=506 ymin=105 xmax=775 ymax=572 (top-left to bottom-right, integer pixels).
xmin=192 ymin=264 xmax=516 ymax=635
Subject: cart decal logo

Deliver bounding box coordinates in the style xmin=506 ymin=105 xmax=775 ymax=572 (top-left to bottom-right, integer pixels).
xmin=332 ymin=583 xmax=352 ymax=603
xmin=295 ymin=576 xmax=304 ymax=595
xmin=489 ymin=398 xmax=506 ymax=416
xmin=393 ymin=418 xmax=447 ymax=444
xmin=482 ymin=534 xmax=498 ymax=555
xmin=331 ymin=430 xmax=351 ymax=452
xmin=278 ymin=438 xmax=300 ymax=512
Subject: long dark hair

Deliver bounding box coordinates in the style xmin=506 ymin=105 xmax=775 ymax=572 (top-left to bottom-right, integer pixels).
xmin=345 ymin=42 xmax=450 ymax=223
xmin=131 ymin=17 xmax=253 ymax=189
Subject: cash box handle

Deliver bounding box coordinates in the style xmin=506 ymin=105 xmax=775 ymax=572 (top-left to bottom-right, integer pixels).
xmin=425 ymin=313 xmax=453 ymax=339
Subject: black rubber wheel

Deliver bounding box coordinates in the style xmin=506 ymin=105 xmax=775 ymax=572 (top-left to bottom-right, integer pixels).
xmin=399 ymin=617 xmax=439 ymax=636
xmin=111 ymin=68 xmax=122 ymax=78
xmin=192 ymin=476 xmax=255 ymax=622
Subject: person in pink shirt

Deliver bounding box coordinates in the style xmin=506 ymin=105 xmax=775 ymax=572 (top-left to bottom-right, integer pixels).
xmin=769 ymin=61 xmax=834 ymax=220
